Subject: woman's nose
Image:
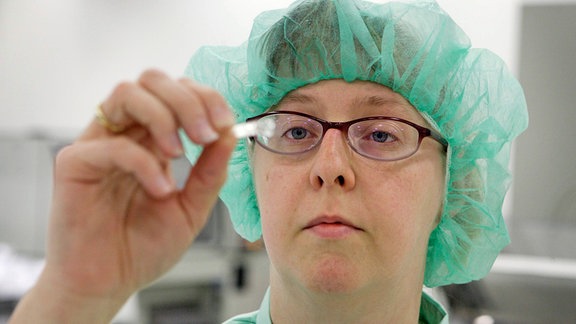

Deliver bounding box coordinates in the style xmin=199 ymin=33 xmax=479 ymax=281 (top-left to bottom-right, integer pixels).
xmin=309 ymin=129 xmax=356 ymax=190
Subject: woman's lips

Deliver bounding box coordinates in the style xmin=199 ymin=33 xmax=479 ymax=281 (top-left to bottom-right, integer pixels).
xmin=304 ymin=216 xmax=362 ymax=238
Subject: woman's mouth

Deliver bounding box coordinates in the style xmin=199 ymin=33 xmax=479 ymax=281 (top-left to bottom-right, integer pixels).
xmin=303 ymin=216 xmax=362 ymax=239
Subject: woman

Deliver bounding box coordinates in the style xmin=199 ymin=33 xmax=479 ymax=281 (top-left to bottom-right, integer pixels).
xmin=10 ymin=0 xmax=528 ymax=323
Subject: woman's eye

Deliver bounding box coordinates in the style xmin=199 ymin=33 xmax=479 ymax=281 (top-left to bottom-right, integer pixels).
xmin=370 ymin=131 xmax=394 ymax=143
xmin=285 ymin=127 xmax=308 ymax=139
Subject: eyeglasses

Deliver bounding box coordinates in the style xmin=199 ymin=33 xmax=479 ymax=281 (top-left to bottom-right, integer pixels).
xmin=246 ymin=111 xmax=448 ymax=161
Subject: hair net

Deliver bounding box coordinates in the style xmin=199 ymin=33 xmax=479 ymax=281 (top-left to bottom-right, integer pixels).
xmin=182 ymin=0 xmax=529 ymax=287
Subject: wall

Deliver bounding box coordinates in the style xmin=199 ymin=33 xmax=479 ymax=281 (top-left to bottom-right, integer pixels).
xmin=510 ymin=3 xmax=576 ymax=259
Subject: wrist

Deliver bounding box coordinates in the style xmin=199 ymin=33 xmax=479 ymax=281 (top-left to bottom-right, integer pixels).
xmin=10 ymin=272 xmax=130 ymax=324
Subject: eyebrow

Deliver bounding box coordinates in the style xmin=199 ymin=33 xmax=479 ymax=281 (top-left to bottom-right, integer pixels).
xmin=280 ymin=93 xmax=405 ymax=107
xmin=280 ymin=92 xmax=317 ymax=105
xmin=351 ymin=95 xmax=409 ymax=110
xmin=276 ymin=92 xmax=412 ymax=117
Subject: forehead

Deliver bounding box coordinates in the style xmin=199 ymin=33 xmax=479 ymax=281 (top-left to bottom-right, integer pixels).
xmin=275 ymin=80 xmax=427 ymax=124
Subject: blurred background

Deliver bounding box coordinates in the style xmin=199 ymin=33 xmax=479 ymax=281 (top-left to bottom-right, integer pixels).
xmin=0 ymin=0 xmax=575 ymax=323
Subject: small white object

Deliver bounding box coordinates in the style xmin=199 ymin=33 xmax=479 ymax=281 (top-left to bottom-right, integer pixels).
xmin=232 ymin=119 xmax=275 ymax=139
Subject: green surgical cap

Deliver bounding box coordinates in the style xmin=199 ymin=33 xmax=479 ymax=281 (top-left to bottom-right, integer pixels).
xmin=182 ymin=0 xmax=529 ymax=287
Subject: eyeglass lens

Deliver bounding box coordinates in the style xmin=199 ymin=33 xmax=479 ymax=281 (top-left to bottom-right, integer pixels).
xmin=252 ymin=112 xmax=429 ymax=161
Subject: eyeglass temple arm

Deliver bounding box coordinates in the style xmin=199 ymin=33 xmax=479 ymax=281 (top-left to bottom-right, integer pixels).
xmin=428 ymin=130 xmax=448 ymax=149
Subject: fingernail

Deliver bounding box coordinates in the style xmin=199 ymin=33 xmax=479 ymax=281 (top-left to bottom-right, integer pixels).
xmin=196 ymin=120 xmax=219 ymax=144
xmin=156 ymin=175 xmax=174 ymax=196
xmin=170 ymin=134 xmax=184 ymax=156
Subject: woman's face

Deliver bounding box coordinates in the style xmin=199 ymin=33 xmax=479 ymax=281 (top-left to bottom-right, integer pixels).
xmin=253 ymin=80 xmax=446 ymax=294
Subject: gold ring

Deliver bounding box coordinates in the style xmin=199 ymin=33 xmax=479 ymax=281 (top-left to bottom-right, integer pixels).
xmin=95 ymin=104 xmax=125 ymax=133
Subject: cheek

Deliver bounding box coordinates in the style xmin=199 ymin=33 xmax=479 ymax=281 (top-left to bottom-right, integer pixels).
xmin=400 ymin=156 xmax=446 ymax=240
xmin=254 ymin=164 xmax=291 ymax=212
xmin=420 ymin=153 xmax=447 ymax=225
xmin=254 ymin=163 xmax=306 ymax=268
xmin=253 ymin=154 xmax=302 ymax=237
xmin=367 ymin=156 xmax=445 ymax=245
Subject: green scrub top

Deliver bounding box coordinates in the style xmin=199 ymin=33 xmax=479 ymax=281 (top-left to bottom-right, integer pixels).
xmin=223 ymin=288 xmax=448 ymax=324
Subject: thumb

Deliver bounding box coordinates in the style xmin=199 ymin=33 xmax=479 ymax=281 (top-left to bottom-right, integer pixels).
xmin=179 ymin=132 xmax=237 ymax=229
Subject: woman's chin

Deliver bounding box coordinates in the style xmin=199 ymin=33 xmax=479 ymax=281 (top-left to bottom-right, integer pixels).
xmin=304 ymin=257 xmax=361 ymax=294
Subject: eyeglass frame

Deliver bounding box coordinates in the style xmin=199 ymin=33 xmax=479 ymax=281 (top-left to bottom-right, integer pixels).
xmin=246 ymin=110 xmax=448 ymax=161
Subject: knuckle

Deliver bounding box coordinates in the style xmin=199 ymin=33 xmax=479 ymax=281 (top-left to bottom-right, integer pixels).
xmin=111 ymin=81 xmax=138 ymax=99
xmin=139 ymin=68 xmax=167 ymax=86
xmin=179 ymin=78 xmax=215 ymax=104
xmin=197 ymin=84 xmax=219 ymax=96
xmin=178 ymin=76 xmax=195 ymax=85
xmin=196 ymin=84 xmax=224 ymax=103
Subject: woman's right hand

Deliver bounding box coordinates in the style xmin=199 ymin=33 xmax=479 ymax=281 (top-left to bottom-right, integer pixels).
xmin=10 ymin=69 xmax=237 ymax=323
